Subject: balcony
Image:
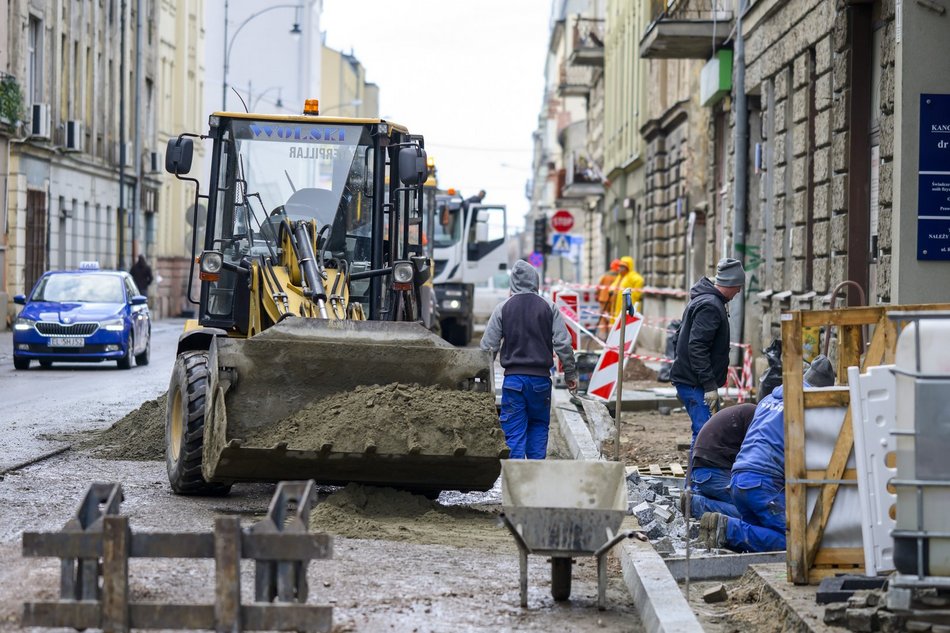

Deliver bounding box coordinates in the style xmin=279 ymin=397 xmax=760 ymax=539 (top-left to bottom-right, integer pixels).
xmin=568 ymin=17 xmax=605 ymax=68
xmin=558 ymin=63 xmax=594 ymax=98
xmin=560 ymin=151 xmax=606 ymax=200
xmin=640 ymin=0 xmax=733 ymax=59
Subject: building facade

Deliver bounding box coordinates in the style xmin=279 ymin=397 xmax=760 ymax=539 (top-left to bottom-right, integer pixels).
xmin=320 ymin=46 xmax=379 ymax=118
xmin=3 ymin=0 xmax=164 ymax=328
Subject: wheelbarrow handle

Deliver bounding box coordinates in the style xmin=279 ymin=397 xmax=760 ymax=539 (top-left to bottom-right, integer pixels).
xmin=594 ymin=529 xmax=643 ymax=559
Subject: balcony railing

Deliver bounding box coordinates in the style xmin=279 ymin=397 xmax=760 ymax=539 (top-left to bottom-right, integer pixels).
xmin=569 ymin=17 xmax=605 ymax=68
xmin=558 ymin=63 xmax=594 ymax=98
xmin=561 ymin=151 xmax=606 ymax=199
xmin=641 ymin=0 xmax=733 ymax=59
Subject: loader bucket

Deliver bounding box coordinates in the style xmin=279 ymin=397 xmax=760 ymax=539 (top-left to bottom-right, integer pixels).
xmin=200 ymin=318 xmax=507 ymax=493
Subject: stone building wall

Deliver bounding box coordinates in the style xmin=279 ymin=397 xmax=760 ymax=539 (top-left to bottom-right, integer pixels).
xmin=732 ymin=0 xmax=896 ymax=355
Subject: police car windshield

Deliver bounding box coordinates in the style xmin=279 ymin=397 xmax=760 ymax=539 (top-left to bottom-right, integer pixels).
xmin=227 ymin=119 xmax=372 ymax=237
xmin=32 ymin=274 xmax=125 ymax=303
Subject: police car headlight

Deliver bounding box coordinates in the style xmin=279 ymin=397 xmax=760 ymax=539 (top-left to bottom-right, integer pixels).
xmin=14 ymin=317 xmax=36 ymax=331
xmin=200 ymin=251 xmax=224 ymax=274
xmin=102 ymin=319 xmax=126 ymax=332
xmin=393 ymin=262 xmax=414 ymax=284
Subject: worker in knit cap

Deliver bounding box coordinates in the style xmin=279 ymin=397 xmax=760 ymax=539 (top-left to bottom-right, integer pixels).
xmin=670 ymin=258 xmax=746 ymax=449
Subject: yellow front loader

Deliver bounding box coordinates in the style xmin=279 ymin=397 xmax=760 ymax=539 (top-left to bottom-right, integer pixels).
xmin=162 ymin=103 xmax=506 ymax=497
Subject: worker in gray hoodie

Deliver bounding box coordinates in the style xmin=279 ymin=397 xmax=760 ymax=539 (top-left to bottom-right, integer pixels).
xmin=480 ymin=260 xmax=577 ymax=459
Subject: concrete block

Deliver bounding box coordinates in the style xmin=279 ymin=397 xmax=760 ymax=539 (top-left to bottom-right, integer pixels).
xmin=832 ymin=129 xmax=850 ymax=174
xmin=877 ymin=610 xmax=906 ymax=633
xmin=632 ymin=502 xmax=655 ymax=526
xmin=845 ymin=607 xmax=877 ymax=632
xmin=906 ymin=621 xmax=933 ymax=632
xmin=653 ymin=537 xmax=675 ymax=556
xmin=647 ymin=480 xmax=667 ymax=496
xmin=824 ymin=604 xmax=847 ymax=625
xmin=831 ymin=213 xmax=848 ymax=253
xmin=813 ymin=220 xmax=830 ymax=257
xmin=832 ymin=173 xmax=849 ymax=212
xmin=793 ymin=89 xmax=809 ymax=123
xmin=833 ymin=49 xmax=850 ymax=91
xmin=833 ymin=89 xmax=849 ymax=132
xmin=847 ymin=590 xmax=872 ymax=608
xmin=641 ymin=520 xmax=666 ymax=540
xmin=814 ymin=182 xmax=830 ymax=219
xmin=620 ymin=539 xmax=704 ymax=633
xmin=653 ymin=506 xmax=674 ymax=524
xmin=702 ymin=583 xmax=729 ymax=604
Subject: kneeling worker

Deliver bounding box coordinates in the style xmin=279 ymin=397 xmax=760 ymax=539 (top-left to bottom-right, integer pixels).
xmin=686 ymin=403 xmax=757 ymax=519
xmin=699 ymin=355 xmax=835 ymax=552
xmin=480 ymin=260 xmax=577 ymax=459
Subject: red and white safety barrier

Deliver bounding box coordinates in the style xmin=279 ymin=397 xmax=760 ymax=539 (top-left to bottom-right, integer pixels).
xmin=586 ymin=312 xmax=643 ymax=402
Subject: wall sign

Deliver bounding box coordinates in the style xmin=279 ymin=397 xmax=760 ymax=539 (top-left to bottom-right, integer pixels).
xmin=918 ymin=94 xmax=950 ymax=260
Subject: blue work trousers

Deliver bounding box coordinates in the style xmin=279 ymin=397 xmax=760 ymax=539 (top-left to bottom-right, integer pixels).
xmin=723 ymin=470 xmax=786 ymax=553
xmin=688 ymin=466 xmax=740 ymax=519
xmin=674 ymin=383 xmax=713 ymax=451
xmin=500 ymin=375 xmax=552 ymax=460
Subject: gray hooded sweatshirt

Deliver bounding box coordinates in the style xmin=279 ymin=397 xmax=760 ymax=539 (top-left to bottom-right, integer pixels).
xmin=479 ymin=260 xmax=577 ymax=382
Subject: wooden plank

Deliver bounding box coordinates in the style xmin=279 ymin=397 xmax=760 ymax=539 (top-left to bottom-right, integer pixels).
xmin=782 ymin=311 xmax=808 ymax=584
xmin=812 ymin=548 xmax=865 ymax=566
xmin=242 ymin=604 xmax=333 ymax=632
xmin=669 ymin=463 xmax=685 ymax=477
xmin=102 ymin=515 xmax=130 ymax=632
xmin=22 ymin=601 xmax=100 ymax=629
xmin=838 ymin=325 xmax=863 ymax=386
xmin=805 ymin=469 xmax=858 ymax=481
xmin=803 ymin=390 xmax=851 ymax=408
xmin=23 ymin=532 xmax=103 ymax=558
xmin=649 ymin=464 xmax=662 ymax=476
xmin=132 ymin=533 xmax=214 ymax=558
xmin=799 ymin=303 xmax=950 ymax=328
xmin=242 ymin=533 xmax=332 ymax=560
xmin=803 ymin=315 xmax=890 ymax=577
xmin=128 ymin=603 xmax=214 ymax=629
xmin=214 ymin=517 xmax=242 ymax=633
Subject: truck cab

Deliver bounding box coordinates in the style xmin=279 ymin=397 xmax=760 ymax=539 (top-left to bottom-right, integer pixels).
xmin=431 ymin=192 xmax=508 ymax=346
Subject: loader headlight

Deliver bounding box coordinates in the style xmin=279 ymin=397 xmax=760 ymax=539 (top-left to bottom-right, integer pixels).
xmin=393 ymin=262 xmax=414 ymax=284
xmin=199 ymin=251 xmax=223 ymax=281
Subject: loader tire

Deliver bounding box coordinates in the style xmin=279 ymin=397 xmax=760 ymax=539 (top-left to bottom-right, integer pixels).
xmin=551 ymin=557 xmax=572 ymax=602
xmin=165 ymin=351 xmax=232 ymax=496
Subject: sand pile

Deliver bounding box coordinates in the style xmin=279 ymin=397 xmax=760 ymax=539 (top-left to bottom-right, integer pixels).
xmin=243 ymin=383 xmax=507 ymax=456
xmin=309 ymin=483 xmax=509 ymax=548
xmin=623 ymin=357 xmax=658 ymax=381
xmin=81 ymin=393 xmax=167 ymax=461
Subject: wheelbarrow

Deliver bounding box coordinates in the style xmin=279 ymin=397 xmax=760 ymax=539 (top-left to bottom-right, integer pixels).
xmin=499 ymin=460 xmax=641 ymax=610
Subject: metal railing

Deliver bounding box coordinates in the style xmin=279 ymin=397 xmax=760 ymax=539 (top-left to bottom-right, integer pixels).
xmin=648 ymin=0 xmax=732 ymax=22
xmin=572 ymin=16 xmax=605 ymax=50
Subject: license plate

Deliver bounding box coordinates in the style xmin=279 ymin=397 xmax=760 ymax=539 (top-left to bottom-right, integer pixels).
xmin=49 ymin=337 xmax=84 ymax=348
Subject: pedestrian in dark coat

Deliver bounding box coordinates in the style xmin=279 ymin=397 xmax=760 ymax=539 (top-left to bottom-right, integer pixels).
xmin=130 ymin=255 xmax=154 ymax=295
xmin=480 ymin=260 xmax=577 ymax=459
xmin=670 ymin=257 xmax=746 ymax=449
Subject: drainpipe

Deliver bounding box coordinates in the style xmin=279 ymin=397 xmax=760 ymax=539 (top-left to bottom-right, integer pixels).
xmin=731 ymin=0 xmax=748 ymax=362
xmin=118 ymin=0 xmax=127 ymax=270
xmin=132 ymin=0 xmax=142 ymax=260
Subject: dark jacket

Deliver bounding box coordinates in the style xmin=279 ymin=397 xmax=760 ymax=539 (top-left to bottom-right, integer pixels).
xmin=480 ymin=260 xmax=576 ymax=381
xmin=692 ymin=403 xmax=757 ymax=469
xmin=669 ymin=277 xmax=731 ymax=391
xmin=130 ymin=258 xmax=154 ymax=295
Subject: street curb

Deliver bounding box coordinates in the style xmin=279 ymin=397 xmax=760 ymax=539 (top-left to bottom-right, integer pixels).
xmin=620 ymin=539 xmax=704 ymax=633
xmin=551 ymin=388 xmax=600 ymax=460
xmin=664 ymin=550 xmax=788 ymax=582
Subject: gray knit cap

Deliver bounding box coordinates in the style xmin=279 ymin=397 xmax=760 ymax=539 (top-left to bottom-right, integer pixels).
xmin=804 ymin=355 xmax=835 ymax=388
xmin=714 ymin=258 xmax=746 ymax=287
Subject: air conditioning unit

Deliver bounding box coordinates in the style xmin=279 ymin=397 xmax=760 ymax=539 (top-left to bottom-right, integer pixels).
xmin=65 ymin=120 xmax=84 ymax=152
xmin=30 ymin=103 xmax=51 ymax=139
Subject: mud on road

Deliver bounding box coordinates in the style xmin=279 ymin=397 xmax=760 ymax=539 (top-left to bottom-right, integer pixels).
xmin=0 ymin=399 xmax=643 ymax=633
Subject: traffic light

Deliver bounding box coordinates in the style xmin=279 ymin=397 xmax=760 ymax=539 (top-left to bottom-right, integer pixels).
xmin=533 ymin=217 xmax=550 ymax=254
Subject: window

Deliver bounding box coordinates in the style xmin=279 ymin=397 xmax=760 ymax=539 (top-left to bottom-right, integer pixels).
xmin=27 ymin=16 xmax=42 ymax=103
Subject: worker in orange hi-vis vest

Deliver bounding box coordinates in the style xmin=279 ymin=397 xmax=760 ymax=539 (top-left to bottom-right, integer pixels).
xmin=595 ymin=259 xmax=621 ymax=340
xmin=610 ymin=256 xmax=644 ymax=319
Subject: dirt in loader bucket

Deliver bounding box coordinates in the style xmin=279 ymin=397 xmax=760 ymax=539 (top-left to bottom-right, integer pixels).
xmin=242 ymin=383 xmax=507 ymax=456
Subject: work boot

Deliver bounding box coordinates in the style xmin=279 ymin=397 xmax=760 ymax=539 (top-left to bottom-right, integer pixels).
xmin=698 ymin=512 xmax=728 ymax=549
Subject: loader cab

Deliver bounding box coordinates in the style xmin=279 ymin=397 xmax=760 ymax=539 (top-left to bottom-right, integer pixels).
xmin=168 ymin=112 xmax=429 ymax=333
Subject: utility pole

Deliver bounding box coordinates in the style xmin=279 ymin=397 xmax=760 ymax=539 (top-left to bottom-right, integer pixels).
xmin=222 ymin=0 xmax=229 ymax=110
xmin=132 ymin=0 xmax=143 ymax=260
xmin=118 ymin=0 xmax=127 ymax=270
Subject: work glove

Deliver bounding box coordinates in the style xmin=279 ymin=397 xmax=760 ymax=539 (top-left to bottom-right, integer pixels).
xmin=703 ymin=389 xmax=720 ymax=410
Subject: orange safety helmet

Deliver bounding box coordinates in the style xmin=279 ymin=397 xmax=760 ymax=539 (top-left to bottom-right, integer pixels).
xmin=609 ymin=259 xmax=621 ymax=272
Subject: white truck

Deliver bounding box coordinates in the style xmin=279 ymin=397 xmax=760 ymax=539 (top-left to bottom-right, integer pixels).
xmin=431 ymin=192 xmax=509 ymax=346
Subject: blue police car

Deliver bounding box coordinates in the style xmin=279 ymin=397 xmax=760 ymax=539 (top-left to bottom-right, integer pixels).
xmin=12 ymin=263 xmax=151 ymax=370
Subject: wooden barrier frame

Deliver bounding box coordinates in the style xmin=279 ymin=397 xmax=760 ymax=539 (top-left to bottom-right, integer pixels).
xmin=781 ymin=303 xmax=950 ymax=585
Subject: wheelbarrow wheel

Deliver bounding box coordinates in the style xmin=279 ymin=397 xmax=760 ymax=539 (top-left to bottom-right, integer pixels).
xmin=551 ymin=557 xmax=572 ymax=601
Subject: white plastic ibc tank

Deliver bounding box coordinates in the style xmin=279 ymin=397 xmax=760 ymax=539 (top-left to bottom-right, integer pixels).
xmin=893 ymin=317 xmax=950 ymax=577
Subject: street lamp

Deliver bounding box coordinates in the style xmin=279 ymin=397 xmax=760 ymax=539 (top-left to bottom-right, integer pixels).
xmin=223 ymin=2 xmax=303 ymax=110
xmin=321 ymin=99 xmax=363 ymax=115
xmin=251 ymin=86 xmax=284 ymax=112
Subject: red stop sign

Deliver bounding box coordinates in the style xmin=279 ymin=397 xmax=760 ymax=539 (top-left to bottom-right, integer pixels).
xmin=551 ymin=210 xmax=574 ymax=233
